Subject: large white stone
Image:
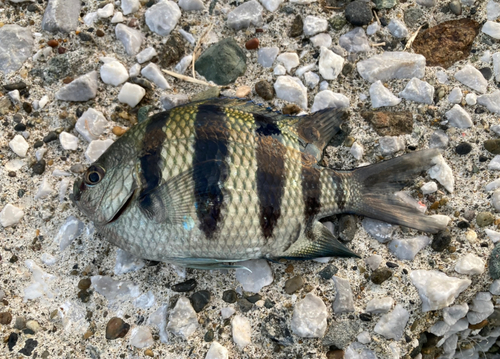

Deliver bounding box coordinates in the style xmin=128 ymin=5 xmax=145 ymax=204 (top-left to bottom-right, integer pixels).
xmin=85 ymin=139 xmax=114 ymax=162
xmin=379 ymin=136 xmax=405 ymax=155
xmin=75 ymin=108 xmax=108 ymax=142
xmin=388 ymin=236 xmax=431 ymax=261
xmin=167 ymin=297 xmax=199 ymax=339
xmin=443 ymin=303 xmax=468 ymax=326
xmin=365 ymin=297 xmax=394 ymax=314
xmin=454 ymin=65 xmax=488 ymax=93
xmin=454 ymin=253 xmax=485 ymax=275
xmin=485 ymin=228 xmax=500 ymax=243
xmin=399 ymin=78 xmax=435 ymax=104
xmin=118 ymin=82 xmax=146 ymax=108
xmin=145 ymin=0 xmax=181 ymax=36
xmin=488 ymin=0 xmax=500 ymax=20
xmin=374 ymin=304 xmax=409 ymax=340
xmin=483 ymin=21 xmax=500 ymax=39
xmin=311 ymin=91 xmax=349 ymax=112
xmin=232 ymin=315 xmax=251 ymax=348
xmin=227 ymin=0 xmax=263 ymax=31
xmin=477 ymin=90 xmax=500 ymax=114
xmin=274 ymin=76 xmax=308 ymax=109
xmin=129 ymin=326 xmax=154 ymax=349
xmin=41 ymin=0 xmax=81 ymax=33
xmin=409 ymin=270 xmax=471 ymax=312
xmin=357 ymin=52 xmax=426 ymax=83
xmin=258 ymin=0 xmax=283 ymax=12
xmin=0 ymin=204 xmax=24 ymax=227
xmin=141 ymin=63 xmax=170 ymax=89
xmin=205 ymin=342 xmax=228 ymax=359
xmin=339 ymin=27 xmax=370 ymax=53
xmin=332 ymin=276 xmax=354 ymax=314
xmin=445 ymin=104 xmax=473 ymax=128
xmin=55 ymin=71 xmax=98 ymax=102
xmin=122 ymin=0 xmax=140 ymax=15
xmin=179 ymin=0 xmax=205 ymax=11
xmin=115 ymin=23 xmax=143 ymax=56
xmin=100 ymin=61 xmax=129 ymax=86
xmin=9 ymin=135 xmax=29 ymax=157
xmin=428 ymin=152 xmax=454 ymax=193
xmin=277 ymin=53 xmax=300 ymax=73
xmin=0 ymin=25 xmax=34 ymax=74
xmin=303 ymin=16 xmax=328 ymax=37
xmin=59 ymin=131 xmax=78 ymax=150
xmin=318 ymin=46 xmax=344 ymax=80
xmin=421 ymin=181 xmax=438 ymax=194
xmin=235 ymin=259 xmax=273 ymax=293
xmin=291 ymin=293 xmax=327 ymax=338
xmin=370 ymin=81 xmax=401 ymax=108
xmin=136 ymin=47 xmax=157 ymax=64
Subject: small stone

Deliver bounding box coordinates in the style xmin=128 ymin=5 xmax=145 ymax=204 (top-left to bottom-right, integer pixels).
xmin=111 ymin=12 xmax=124 ymax=23
xmin=257 ymin=47 xmax=279 ymax=68
xmin=449 ymin=0 xmax=462 ymax=15
xmin=361 ymin=110 xmax=413 ymax=136
xmin=227 ymin=0 xmax=263 ymax=30
xmin=448 ymin=87 xmax=463 ymax=104
xmin=445 ymin=104 xmax=473 ymax=128
xmin=179 ymin=0 xmax=205 ymax=11
xmin=97 ymin=3 xmax=114 ymax=18
xmin=431 ymin=229 xmax=452 ymax=252
xmin=332 ymin=276 xmax=354 ymax=313
xmin=388 ymin=19 xmax=408 ymax=38
xmin=373 ymin=0 xmax=397 ymax=9
xmin=277 ymin=52 xmax=299 ymax=73
xmin=338 ymin=215 xmax=357 ymax=242
xmin=115 ymin=24 xmax=143 ymax=56
xmin=232 ymin=315 xmax=251 ymax=348
xmin=318 ymin=264 xmax=338 ymax=279
xmin=0 ymin=312 xmax=12 ymax=325
xmin=362 ymin=218 xmax=396 ymax=243
xmin=303 ymin=15 xmax=328 ymax=37
xmin=122 ymin=0 xmax=140 ymax=15
xmin=477 ymin=212 xmax=495 ymax=227
xmin=289 ymin=15 xmax=303 ymax=37
xmin=442 ymin=303 xmax=469 ymax=326
xmin=388 ymin=236 xmax=431 ymax=261
xmin=379 ymin=136 xmax=405 ymax=156
xmin=55 ymin=71 xmax=98 ymax=102
xmin=245 ymin=38 xmax=259 ymax=50
xmin=319 ymin=46 xmax=344 ymax=80
xmin=118 ymin=82 xmax=146 ymax=108
xmin=404 ymin=8 xmax=424 ymax=27
xmin=235 ymin=259 xmax=273 ymax=293
xmin=304 ymin=71 xmax=320 ymax=89
xmin=274 ymin=76 xmax=307 ymax=109
xmin=350 ymin=141 xmax=363 ymax=160
xmin=322 ymin=321 xmax=360 ymax=349
xmin=371 ymin=268 xmax=393 ymax=285
xmin=416 ymin=0 xmax=436 ymax=6
xmin=373 ymin=304 xmax=409 ymax=340
xmin=485 ymin=139 xmax=500 ymax=155
xmin=311 ymin=90 xmax=349 ymax=112
xmin=42 ymin=0 xmax=81 ymax=33
xmin=174 ymin=55 xmax=193 ymax=75
xmin=284 ymin=276 xmax=304 ymax=294
xmin=112 ymin=126 xmax=127 ymax=137
xmin=237 ymin=298 xmax=253 ymax=312
xmin=160 ymin=94 xmax=189 ymax=110
xmin=339 ymin=27 xmax=370 ymax=53
xmin=477 ymin=90 xmax=500 ymax=114
xmin=205 ymin=342 xmax=228 ymax=359
xmin=141 ymin=63 xmax=170 ymax=90
xmin=455 ymin=65 xmax=488 ymax=94
xmin=455 ymin=253 xmax=485 ymax=275
xmin=32 ymin=160 xmax=46 ymax=175
xmin=145 ymin=0 xmax=181 ymax=36
xmin=18 ymin=339 xmax=38 ymax=356
xmin=483 ymin=21 xmax=500 ymax=40
xmin=494 ymin=52 xmax=500 ymax=81
xmin=159 ymin=33 xmax=186 ymax=68
xmin=480 ymin=67 xmax=493 ymax=81
xmin=345 ymin=1 xmax=373 ymax=26
xmin=291 ymin=293 xmax=327 ymax=338
xmin=75 ymin=108 xmax=108 ymax=142
xmin=261 ymin=312 xmax=293 ymax=346
xmin=191 ymin=290 xmax=211 ymax=312
xmin=106 ymin=317 xmax=130 ymax=340
xmin=129 ymin=326 xmax=154 ymax=349
xmin=399 ymin=78 xmax=435 ymax=104
xmin=101 ymin=61 xmax=129 ymax=86
xmin=366 ymin=297 xmax=394 ymax=313
xmin=172 ymin=279 xmax=197 ymax=292
xmin=167 ymin=297 xmax=199 ymax=339
xmin=58 ymin=131 xmax=78 ymax=151
xmin=85 ymin=139 xmax=114 ymax=162
xmin=255 ymin=80 xmax=274 ymax=100
xmin=282 ymin=103 xmax=301 ymax=115
xmin=357 ymin=52 xmax=426 ymax=83
xmin=370 ymin=81 xmax=401 ymax=108
xmin=9 ymin=135 xmax=29 ymax=157
xmin=429 ymin=130 xmax=449 ymax=149
xmin=222 ymin=290 xmax=238 ymax=303
xmin=489 ymin=156 xmax=500 ymax=170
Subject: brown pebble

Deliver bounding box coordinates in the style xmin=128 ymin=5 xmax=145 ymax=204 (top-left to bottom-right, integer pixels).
xmin=83 ymin=329 xmax=94 ymax=340
xmin=0 ymin=312 xmax=13 ymax=325
xmin=8 ymin=171 xmax=16 ymax=177
xmin=58 ymin=47 xmax=67 ymax=54
xmin=282 ymin=103 xmax=301 ymax=115
xmin=469 ymin=319 xmax=488 ymax=330
xmin=255 ymin=28 xmax=264 ymax=33
xmin=128 ymin=18 xmax=138 ymax=28
xmin=326 ymin=350 xmax=345 ymax=359
xmin=144 ymin=349 xmax=154 ymax=357
xmin=285 ymin=264 xmax=294 ymax=273
xmin=112 ymin=126 xmax=128 ymax=136
xmin=245 ymin=38 xmax=259 ymax=50
xmin=47 ymin=39 xmax=59 ymax=47
xmin=106 ymin=317 xmax=130 ymax=340
xmin=235 ymin=86 xmax=251 ymax=98
xmin=96 ymin=29 xmax=105 ymax=37
xmin=62 ymin=77 xmax=74 ymax=84
xmin=78 ymin=278 xmax=91 ymax=290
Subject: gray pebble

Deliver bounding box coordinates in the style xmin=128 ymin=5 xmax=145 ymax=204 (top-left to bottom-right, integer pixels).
xmin=449 ymin=0 xmax=462 ymax=15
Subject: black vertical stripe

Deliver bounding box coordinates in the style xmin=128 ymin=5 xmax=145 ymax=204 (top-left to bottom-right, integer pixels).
xmin=301 ymin=152 xmax=322 ymax=227
xmin=193 ymin=105 xmax=230 ymax=239
xmin=255 ymin=116 xmax=287 ymax=239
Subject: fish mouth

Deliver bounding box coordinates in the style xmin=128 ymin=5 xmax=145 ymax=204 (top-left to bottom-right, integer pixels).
xmin=107 ymin=189 xmax=136 ymax=224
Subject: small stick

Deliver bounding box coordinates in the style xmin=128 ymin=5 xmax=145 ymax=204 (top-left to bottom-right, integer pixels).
xmin=324 ymin=6 xmax=343 ymax=9
xmin=162 ymin=69 xmax=216 ymax=86
xmin=405 ymin=25 xmax=422 ymax=51
xmin=191 ymin=23 xmax=214 ymax=78
xmin=373 ymin=10 xmax=381 ymax=26
xmin=371 ymin=42 xmax=386 ymax=47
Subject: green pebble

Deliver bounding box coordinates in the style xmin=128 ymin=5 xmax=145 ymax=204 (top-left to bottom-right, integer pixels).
xmin=490 ymin=244 xmax=500 ymax=279
xmin=329 ymin=16 xmax=347 ymax=31
xmin=476 ymin=212 xmax=494 ymax=227
xmin=484 ymin=139 xmax=500 ymax=155
xmin=138 ymin=106 xmax=151 ymax=123
xmin=373 ymin=0 xmax=397 ymax=9
xmin=191 ymin=87 xmax=221 ymax=102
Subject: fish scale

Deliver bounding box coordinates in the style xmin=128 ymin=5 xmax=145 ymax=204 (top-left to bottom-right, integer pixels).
xmin=74 ymin=98 xmax=447 ymax=267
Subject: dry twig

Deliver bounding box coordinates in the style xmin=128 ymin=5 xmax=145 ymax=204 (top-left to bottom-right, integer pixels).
xmin=162 ymin=69 xmax=216 ymax=86
xmin=191 ymin=23 xmax=214 ymax=79
xmin=405 ymin=25 xmax=422 ymax=51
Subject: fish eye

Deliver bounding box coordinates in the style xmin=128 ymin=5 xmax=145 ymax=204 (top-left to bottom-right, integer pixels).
xmin=84 ymin=165 xmax=105 ymax=186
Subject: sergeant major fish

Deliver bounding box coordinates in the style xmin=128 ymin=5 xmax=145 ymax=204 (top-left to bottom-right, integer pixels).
xmin=73 ymin=98 xmax=446 ymax=269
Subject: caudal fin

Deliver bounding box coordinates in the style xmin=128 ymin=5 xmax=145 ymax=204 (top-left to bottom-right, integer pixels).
xmin=345 ymin=149 xmax=446 ymax=233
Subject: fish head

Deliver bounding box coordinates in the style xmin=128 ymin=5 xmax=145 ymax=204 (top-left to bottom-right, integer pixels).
xmin=73 ymin=142 xmax=138 ymax=226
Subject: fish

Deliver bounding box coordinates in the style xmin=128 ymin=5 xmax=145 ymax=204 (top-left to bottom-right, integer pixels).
xmin=73 ymin=98 xmax=446 ymax=269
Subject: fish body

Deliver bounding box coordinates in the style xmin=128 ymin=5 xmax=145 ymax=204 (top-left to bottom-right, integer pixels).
xmin=73 ymin=98 xmax=445 ymax=267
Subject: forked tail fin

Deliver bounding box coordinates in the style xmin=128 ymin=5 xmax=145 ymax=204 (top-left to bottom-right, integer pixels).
xmin=345 ymin=149 xmax=447 ymax=233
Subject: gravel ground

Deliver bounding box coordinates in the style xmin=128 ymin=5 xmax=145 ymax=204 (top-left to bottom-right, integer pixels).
xmin=1 ymin=0 xmax=500 ymax=358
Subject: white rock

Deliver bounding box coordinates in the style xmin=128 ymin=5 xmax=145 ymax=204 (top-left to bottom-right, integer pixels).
xmin=205 ymin=342 xmax=229 ymax=359
xmin=141 ymin=63 xmax=170 ymax=89
xmin=477 ymin=90 xmax=500 ymax=114
xmin=416 ymin=0 xmax=436 ymax=6
xmin=35 ymin=178 xmax=54 ymax=200
xmin=409 ymin=270 xmax=471 ymax=312
xmin=136 ymin=47 xmax=157 ymax=64
xmin=53 ymin=215 xmax=84 ymax=250
xmin=465 ymin=93 xmax=477 ymax=106
xmin=365 ymin=254 xmax=383 ymax=270
xmin=490 ymin=279 xmax=500 ymax=295
xmin=367 ymin=22 xmax=380 ymax=35
xmin=397 ymin=78 xmax=434 ymax=104
xmin=339 ymin=27 xmax=370 ymax=53
xmin=118 ymin=82 xmax=146 ymax=108
xmin=161 ymin=93 xmax=190 ymax=110
xmin=167 ymin=296 xmax=199 ymax=339
xmin=467 ymin=292 xmax=494 ymax=324
xmin=38 ymin=95 xmax=49 ymax=109
xmin=75 ymin=108 xmax=108 ymax=142
xmin=357 ymin=52 xmax=426 ymax=83
xmin=374 ymin=304 xmax=409 ymax=340
xmin=111 ymin=12 xmax=124 ymax=23
xmin=421 ymin=181 xmax=438 ymax=194
xmin=129 ymin=63 xmax=141 ymax=78
xmin=273 ymin=65 xmax=286 ymax=76
xmin=9 ymin=135 xmax=29 ymax=157
xmin=232 ymin=315 xmax=251 ymax=348
xmin=274 ymin=76 xmax=307 ymax=109
xmin=310 ymin=33 xmax=332 ymax=48
xmin=147 ymin=305 xmax=168 ymax=343
xmin=436 ymin=70 xmax=449 ymax=84
xmin=428 ymin=153 xmax=454 ymax=193
xmin=220 ymin=307 xmax=236 ymax=319
xmin=97 ymin=3 xmax=113 ymax=18
xmin=129 ymin=326 xmax=154 ymax=349
xmin=445 ymin=104 xmax=473 ymax=128
xmin=114 ymin=249 xmax=146 ymax=275
xmin=179 ymin=0 xmax=205 ymax=11
xmin=235 ymin=259 xmax=273 ymax=293
xmin=362 ymin=218 xmax=396 ymax=243
xmin=134 ymin=291 xmax=155 ymax=309
xmin=350 ymin=142 xmax=364 ymax=160
xmin=319 ymin=81 xmax=329 ymax=91
xmin=303 ymin=16 xmax=328 ymax=37
xmin=388 ymin=236 xmax=431 ymax=261
xmin=387 ymin=19 xmax=408 ymax=38
xmin=258 ymin=0 xmax=283 ymax=11
xmin=304 ymin=71 xmax=320 ymax=89
xmin=379 ymin=136 xmax=405 ymax=155
xmin=0 ymin=204 xmax=24 ymax=227
xmin=5 ymin=159 xmax=25 ymax=171
xmin=174 ymin=55 xmax=193 ymax=75
xmin=481 ymin=50 xmax=492 ymax=63
xmin=430 ymin=130 xmax=449 ymax=149
xmin=24 ymin=259 xmax=57 ymax=301
xmin=345 ymin=342 xmax=377 ymax=359
xmin=357 ymin=331 xmax=371 ymax=344
xmin=115 ymin=23 xmax=143 ymax=56
xmin=291 ymin=293 xmax=327 ymax=338
xmin=257 ymin=47 xmax=279 ymax=68
xmin=55 ymin=71 xmax=98 ymax=101
xmin=455 ymin=65 xmax=488 ymax=94
xmin=295 ymin=63 xmax=315 ymax=77
xmin=489 ymin=155 xmax=500 ymax=170
xmin=483 ymin=21 xmax=500 ymax=39
xmin=145 ymin=0 xmax=181 ymax=36
xmin=365 ymin=297 xmax=394 ymax=314
xmin=311 ymin=90 xmax=349 ymax=112
xmin=85 ymin=139 xmax=114 ymax=162
xmin=122 ymin=0 xmax=140 ymax=15
xmin=454 ymin=253 xmax=485 ymax=275
xmin=332 ymin=276 xmax=354 ymax=314
xmin=488 ymin=0 xmax=500 ymax=20
xmin=493 ymin=52 xmax=500 ymax=82
xmin=485 ymin=229 xmax=500 ymax=243
xmin=370 ymin=81 xmax=401 ymax=108
xmin=277 ymin=52 xmax=300 ymax=73
xmin=35 ymin=148 xmax=47 ymax=162
xmin=59 ymin=131 xmax=78 ymax=150
xmin=41 ymin=253 xmax=58 ymax=266
xmin=227 ymin=0 xmax=263 ymax=31
xmin=8 ymin=90 xmax=20 ymax=104
xmin=443 ymin=303 xmax=469 ymax=326
xmin=429 ymin=321 xmax=450 ymax=336
xmin=319 ymin=46 xmax=344 ymax=80
xmin=83 ymin=12 xmax=98 ymax=26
